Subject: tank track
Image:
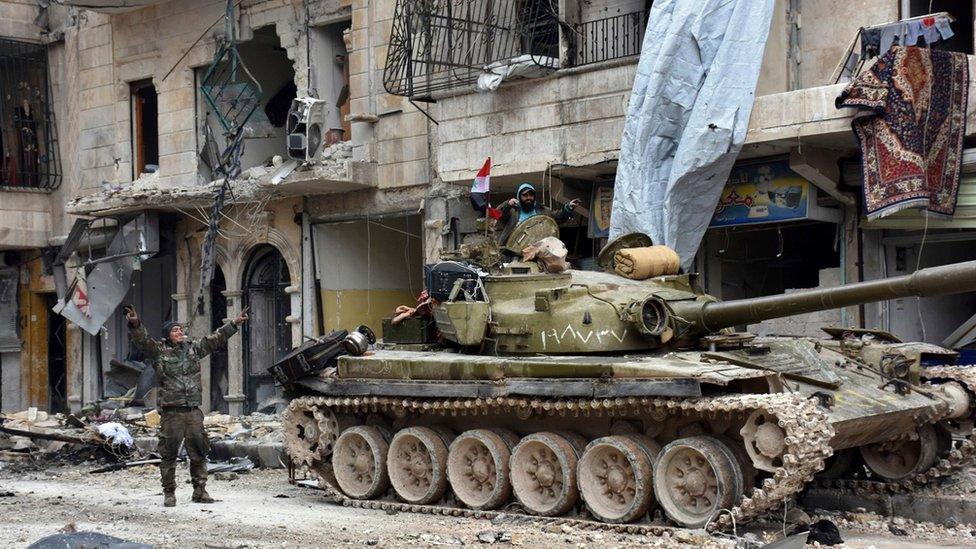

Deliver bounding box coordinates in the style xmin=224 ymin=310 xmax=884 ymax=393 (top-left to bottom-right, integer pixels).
xmin=285 ymin=391 xmax=834 ymax=533
xmin=813 ymin=366 xmax=976 ymax=495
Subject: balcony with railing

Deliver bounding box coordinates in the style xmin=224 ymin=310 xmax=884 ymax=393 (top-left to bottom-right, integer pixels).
xmin=570 ymin=8 xmax=650 ymax=68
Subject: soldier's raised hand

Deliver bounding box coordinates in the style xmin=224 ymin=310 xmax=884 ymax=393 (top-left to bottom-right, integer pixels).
xmin=123 ymin=306 xmax=139 ymax=327
xmin=234 ymin=306 xmax=249 ymax=326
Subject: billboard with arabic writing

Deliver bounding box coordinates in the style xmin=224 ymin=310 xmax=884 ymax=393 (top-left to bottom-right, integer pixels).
xmin=709 ymin=158 xmax=812 ymax=228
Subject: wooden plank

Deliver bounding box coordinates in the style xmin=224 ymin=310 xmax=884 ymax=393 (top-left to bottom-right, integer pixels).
xmin=295 ymin=378 xmax=701 ymax=398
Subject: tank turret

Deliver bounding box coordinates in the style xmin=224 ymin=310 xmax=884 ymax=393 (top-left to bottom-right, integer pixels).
xmin=431 ymin=259 xmax=976 ymax=354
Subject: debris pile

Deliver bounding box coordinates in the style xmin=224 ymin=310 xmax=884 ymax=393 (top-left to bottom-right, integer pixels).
xmin=0 ymin=406 xmax=283 ymax=470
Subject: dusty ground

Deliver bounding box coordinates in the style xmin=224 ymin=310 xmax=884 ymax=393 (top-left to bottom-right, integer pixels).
xmin=1 ymin=462 xmax=975 ymax=549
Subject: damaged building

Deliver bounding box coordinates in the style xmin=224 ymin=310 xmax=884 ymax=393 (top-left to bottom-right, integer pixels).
xmin=1 ymin=0 xmax=976 ymax=417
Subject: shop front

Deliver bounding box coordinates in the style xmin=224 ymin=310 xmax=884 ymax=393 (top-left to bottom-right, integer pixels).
xmin=699 ymin=157 xmax=844 ymax=335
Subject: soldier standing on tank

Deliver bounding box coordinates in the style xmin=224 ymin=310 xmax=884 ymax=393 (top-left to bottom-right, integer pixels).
xmin=125 ymin=305 xmax=248 ymax=507
xmin=497 ymin=182 xmax=581 ymax=243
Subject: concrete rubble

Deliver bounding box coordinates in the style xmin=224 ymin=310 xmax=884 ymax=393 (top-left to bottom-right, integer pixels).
xmin=0 ymin=406 xmax=284 ymax=470
xmin=66 ymin=141 xmax=354 ymax=215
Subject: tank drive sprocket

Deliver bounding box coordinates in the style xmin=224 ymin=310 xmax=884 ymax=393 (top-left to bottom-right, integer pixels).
xmin=282 ymin=397 xmax=339 ymax=468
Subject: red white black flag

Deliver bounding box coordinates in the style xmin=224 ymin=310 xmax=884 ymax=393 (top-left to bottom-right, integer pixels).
xmin=469 ymin=157 xmax=501 ymax=219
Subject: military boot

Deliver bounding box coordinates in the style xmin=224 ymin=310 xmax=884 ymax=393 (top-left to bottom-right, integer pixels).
xmin=163 ymin=491 xmax=176 ymax=507
xmin=192 ymin=485 xmax=215 ymax=503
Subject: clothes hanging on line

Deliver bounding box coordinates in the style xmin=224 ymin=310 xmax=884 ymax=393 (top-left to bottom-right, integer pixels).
xmin=859 ymin=14 xmax=955 ymax=60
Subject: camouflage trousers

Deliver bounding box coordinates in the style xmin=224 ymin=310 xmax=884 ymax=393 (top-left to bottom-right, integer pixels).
xmin=159 ymin=407 xmax=209 ymax=493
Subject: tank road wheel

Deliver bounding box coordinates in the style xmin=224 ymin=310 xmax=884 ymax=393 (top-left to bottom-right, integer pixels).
xmin=740 ymin=409 xmax=787 ymax=473
xmin=447 ymin=429 xmax=512 ymax=510
xmin=388 ymin=427 xmax=450 ymax=504
xmin=510 ymin=433 xmax=579 ymax=516
xmin=654 ymin=436 xmax=744 ymax=528
xmin=577 ymin=436 xmax=654 ymax=523
xmin=332 ymin=426 xmax=390 ymax=499
xmin=860 ymin=423 xmax=940 ymax=482
xmin=283 ymin=404 xmax=338 ymax=467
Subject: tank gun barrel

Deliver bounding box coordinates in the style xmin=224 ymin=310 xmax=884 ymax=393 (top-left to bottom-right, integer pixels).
xmin=685 ymin=260 xmax=976 ymax=332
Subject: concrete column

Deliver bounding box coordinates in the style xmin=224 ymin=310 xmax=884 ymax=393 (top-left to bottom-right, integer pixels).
xmin=285 ymin=284 xmax=303 ymax=348
xmin=65 ymin=324 xmax=83 ymax=413
xmin=222 ymin=289 xmax=245 ymax=416
xmin=301 ymin=213 xmax=319 ymax=339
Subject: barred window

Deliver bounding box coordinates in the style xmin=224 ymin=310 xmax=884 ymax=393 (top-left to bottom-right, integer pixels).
xmin=0 ymin=38 xmax=61 ymax=191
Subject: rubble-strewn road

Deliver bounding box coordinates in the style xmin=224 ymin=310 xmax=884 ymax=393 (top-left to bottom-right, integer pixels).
xmin=1 ymin=464 xmax=975 ymax=549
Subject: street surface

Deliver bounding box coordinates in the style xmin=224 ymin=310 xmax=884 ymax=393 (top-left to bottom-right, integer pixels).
xmin=1 ymin=464 xmax=975 ymax=548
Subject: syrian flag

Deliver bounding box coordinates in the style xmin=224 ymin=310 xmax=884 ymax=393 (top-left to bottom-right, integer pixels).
xmin=469 ymin=157 xmax=501 ymax=219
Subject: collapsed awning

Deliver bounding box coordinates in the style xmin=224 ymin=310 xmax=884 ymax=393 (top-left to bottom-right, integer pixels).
xmin=52 ymin=212 xmax=159 ymax=335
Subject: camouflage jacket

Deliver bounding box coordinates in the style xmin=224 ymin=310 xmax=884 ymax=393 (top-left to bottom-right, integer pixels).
xmin=130 ymin=322 xmax=238 ymax=408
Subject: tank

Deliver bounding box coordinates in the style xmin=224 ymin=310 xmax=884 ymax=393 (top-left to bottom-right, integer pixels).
xmin=281 ymin=231 xmax=976 ymax=534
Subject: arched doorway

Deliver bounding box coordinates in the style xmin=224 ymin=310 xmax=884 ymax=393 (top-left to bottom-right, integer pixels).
xmin=210 ymin=267 xmax=229 ymax=413
xmin=242 ymin=245 xmax=291 ymax=413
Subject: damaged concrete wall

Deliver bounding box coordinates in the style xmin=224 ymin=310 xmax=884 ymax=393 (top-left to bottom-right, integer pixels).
xmin=345 ymin=0 xmax=431 ymax=189
xmin=434 ymin=62 xmax=634 ymax=184
xmin=796 ymin=1 xmax=897 ymax=88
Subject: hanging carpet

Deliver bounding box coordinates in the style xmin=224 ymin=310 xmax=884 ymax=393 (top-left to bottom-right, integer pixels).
xmin=836 ymin=46 xmax=969 ymax=220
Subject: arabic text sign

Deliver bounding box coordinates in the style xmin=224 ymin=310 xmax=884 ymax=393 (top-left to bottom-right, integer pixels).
xmin=710 ymin=159 xmax=810 ymax=228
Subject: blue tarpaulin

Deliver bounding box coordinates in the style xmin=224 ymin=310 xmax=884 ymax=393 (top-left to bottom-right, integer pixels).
xmin=610 ymin=0 xmax=776 ymax=269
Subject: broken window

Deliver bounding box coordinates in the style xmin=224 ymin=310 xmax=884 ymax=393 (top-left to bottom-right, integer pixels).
xmin=0 ymin=38 xmax=61 ymax=190
xmin=310 ymin=21 xmax=352 ymax=144
xmin=906 ymin=1 xmax=973 ymax=54
xmin=384 ymin=0 xmax=561 ymax=99
xmin=130 ymin=80 xmax=159 ymax=178
xmin=196 ymin=26 xmax=297 ymax=177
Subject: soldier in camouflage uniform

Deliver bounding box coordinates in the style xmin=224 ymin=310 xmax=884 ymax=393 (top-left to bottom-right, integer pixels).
xmin=126 ymin=306 xmax=248 ymax=507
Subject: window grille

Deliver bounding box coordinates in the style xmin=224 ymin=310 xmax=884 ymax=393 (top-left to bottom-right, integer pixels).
xmin=0 ymin=38 xmax=61 ymax=191
xmin=571 ymin=8 xmax=650 ymax=67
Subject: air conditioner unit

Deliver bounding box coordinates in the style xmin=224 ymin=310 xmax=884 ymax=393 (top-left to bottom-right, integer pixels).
xmin=286 ymin=97 xmax=327 ymax=162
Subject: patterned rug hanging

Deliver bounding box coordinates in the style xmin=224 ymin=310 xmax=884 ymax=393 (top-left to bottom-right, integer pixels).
xmin=837 ymin=46 xmax=968 ymax=220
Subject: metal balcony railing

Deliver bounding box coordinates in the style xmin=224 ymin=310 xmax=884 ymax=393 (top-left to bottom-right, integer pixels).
xmin=571 ymin=8 xmax=651 ymax=67
xmin=0 ymin=38 xmax=61 ymax=191
xmin=384 ymin=0 xmax=560 ymax=99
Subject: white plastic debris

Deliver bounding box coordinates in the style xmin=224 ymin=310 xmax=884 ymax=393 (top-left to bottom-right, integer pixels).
xmin=96 ymin=422 xmax=134 ymax=448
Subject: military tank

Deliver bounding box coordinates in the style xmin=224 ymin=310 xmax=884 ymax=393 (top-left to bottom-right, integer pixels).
xmin=282 ymin=225 xmax=976 ymax=534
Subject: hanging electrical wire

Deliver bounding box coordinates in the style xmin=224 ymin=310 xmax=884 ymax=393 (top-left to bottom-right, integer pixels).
xmin=194 ymin=0 xmax=262 ymax=315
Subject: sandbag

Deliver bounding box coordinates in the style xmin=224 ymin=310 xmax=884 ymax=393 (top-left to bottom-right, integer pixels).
xmin=522 ymin=237 xmax=569 ymax=273
xmin=613 ymin=245 xmax=680 ymax=280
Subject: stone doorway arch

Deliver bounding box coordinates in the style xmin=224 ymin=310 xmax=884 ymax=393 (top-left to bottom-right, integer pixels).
xmin=242 ymin=244 xmax=291 ymax=413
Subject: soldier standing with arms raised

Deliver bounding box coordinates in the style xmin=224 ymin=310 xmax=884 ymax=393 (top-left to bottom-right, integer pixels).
xmin=125 ymin=305 xmax=248 ymax=507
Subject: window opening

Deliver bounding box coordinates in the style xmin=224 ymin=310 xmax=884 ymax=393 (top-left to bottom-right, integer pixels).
xmin=131 ymin=80 xmax=159 ymax=178
xmin=310 ymin=21 xmax=351 ymax=144
xmin=0 ymin=38 xmax=61 ymax=190
xmin=197 ymin=26 xmax=296 ymax=173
